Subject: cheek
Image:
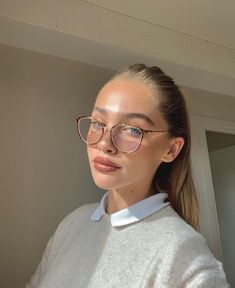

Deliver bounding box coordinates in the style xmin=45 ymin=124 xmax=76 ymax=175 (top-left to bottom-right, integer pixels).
xmin=86 ymin=145 xmax=94 ymax=168
xmin=126 ymin=147 xmax=159 ymax=174
xmin=87 ymin=146 xmax=95 ymax=165
xmin=131 ymin=139 xmax=170 ymax=176
xmin=137 ymin=140 xmax=167 ymax=164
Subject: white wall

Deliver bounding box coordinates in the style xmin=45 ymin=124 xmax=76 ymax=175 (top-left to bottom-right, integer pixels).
xmin=209 ymin=145 xmax=235 ymax=287
xmin=0 ymin=43 xmax=113 ymax=288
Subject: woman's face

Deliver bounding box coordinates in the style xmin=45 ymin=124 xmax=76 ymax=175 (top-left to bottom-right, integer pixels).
xmin=87 ymin=79 xmax=180 ymax=192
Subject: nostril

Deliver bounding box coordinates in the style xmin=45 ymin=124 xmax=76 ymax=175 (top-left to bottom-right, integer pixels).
xmin=106 ymin=148 xmax=114 ymax=153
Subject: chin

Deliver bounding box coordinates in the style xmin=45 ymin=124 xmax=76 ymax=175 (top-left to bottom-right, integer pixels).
xmin=91 ymin=173 xmax=122 ymax=190
xmin=93 ymin=178 xmax=117 ymax=190
xmin=89 ymin=167 xmax=118 ymax=188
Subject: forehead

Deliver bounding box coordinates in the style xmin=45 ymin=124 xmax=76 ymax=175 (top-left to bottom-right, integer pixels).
xmin=95 ymin=79 xmax=158 ymax=114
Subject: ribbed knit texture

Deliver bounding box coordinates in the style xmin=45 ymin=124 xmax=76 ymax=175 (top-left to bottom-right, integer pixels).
xmin=26 ymin=204 xmax=229 ymax=288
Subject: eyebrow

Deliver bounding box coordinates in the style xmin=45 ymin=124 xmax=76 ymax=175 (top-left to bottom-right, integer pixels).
xmin=93 ymin=107 xmax=155 ymax=126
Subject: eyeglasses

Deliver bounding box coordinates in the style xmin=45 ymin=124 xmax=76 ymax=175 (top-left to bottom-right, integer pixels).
xmin=76 ymin=116 xmax=168 ymax=153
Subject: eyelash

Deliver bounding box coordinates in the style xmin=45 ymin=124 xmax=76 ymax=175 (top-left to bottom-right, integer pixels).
xmin=91 ymin=118 xmax=144 ymax=128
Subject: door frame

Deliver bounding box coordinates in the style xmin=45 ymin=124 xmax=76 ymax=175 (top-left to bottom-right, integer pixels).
xmin=191 ymin=115 xmax=235 ymax=261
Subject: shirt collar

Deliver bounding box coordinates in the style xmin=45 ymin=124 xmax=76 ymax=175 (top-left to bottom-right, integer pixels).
xmin=90 ymin=192 xmax=169 ymax=227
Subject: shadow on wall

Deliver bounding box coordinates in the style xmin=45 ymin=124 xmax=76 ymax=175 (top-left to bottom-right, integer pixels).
xmin=0 ymin=43 xmax=112 ymax=288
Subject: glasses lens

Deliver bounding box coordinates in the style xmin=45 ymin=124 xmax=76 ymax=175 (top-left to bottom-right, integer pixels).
xmin=78 ymin=117 xmax=103 ymax=144
xmin=112 ymin=124 xmax=142 ymax=153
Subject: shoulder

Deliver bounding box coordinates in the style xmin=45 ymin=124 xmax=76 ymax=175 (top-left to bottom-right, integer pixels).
xmin=141 ymin=205 xmax=214 ymax=263
xmin=142 ymin=206 xmax=229 ymax=286
xmin=143 ymin=205 xmax=201 ymax=240
xmin=55 ymin=202 xmax=98 ymax=234
xmin=46 ymin=202 xmax=98 ymax=252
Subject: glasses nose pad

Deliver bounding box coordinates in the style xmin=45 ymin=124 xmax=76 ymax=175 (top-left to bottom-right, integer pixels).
xmin=110 ymin=127 xmax=118 ymax=147
xmin=97 ymin=127 xmax=117 ymax=152
xmin=111 ymin=125 xmax=128 ymax=151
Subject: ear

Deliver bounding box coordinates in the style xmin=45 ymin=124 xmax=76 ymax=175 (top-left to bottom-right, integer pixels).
xmin=161 ymin=137 xmax=185 ymax=163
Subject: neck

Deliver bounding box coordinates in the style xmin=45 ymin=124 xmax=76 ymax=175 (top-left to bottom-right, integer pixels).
xmin=106 ymin=184 xmax=154 ymax=214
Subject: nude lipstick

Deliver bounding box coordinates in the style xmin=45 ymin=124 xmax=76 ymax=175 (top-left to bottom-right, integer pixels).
xmin=93 ymin=157 xmax=121 ymax=172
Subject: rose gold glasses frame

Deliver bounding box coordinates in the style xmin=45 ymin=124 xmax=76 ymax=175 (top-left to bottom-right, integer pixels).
xmin=76 ymin=116 xmax=168 ymax=153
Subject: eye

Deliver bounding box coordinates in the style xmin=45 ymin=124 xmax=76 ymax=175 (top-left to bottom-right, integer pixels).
xmin=124 ymin=126 xmax=142 ymax=137
xmin=91 ymin=120 xmax=105 ymax=130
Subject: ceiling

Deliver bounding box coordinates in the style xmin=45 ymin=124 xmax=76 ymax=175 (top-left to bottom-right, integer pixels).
xmin=88 ymin=0 xmax=235 ymax=49
xmin=0 ymin=0 xmax=234 ymax=97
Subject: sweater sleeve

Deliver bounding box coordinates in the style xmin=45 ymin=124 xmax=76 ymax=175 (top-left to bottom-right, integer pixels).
xmin=169 ymin=233 xmax=230 ymax=288
xmin=25 ymin=206 xmax=81 ymax=288
xmin=184 ymin=264 xmax=229 ymax=288
xmin=182 ymin=249 xmax=229 ymax=288
xmin=144 ymin=230 xmax=230 ymax=288
xmin=25 ymin=234 xmax=55 ymax=288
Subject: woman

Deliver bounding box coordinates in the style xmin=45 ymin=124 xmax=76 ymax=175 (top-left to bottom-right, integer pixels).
xmin=27 ymin=64 xmax=229 ymax=287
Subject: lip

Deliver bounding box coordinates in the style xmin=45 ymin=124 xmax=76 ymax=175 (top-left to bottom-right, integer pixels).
xmin=93 ymin=156 xmax=121 ymax=172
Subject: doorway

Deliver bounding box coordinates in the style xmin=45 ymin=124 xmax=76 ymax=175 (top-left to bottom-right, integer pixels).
xmin=206 ymin=131 xmax=235 ymax=287
xmin=191 ymin=116 xmax=235 ymax=287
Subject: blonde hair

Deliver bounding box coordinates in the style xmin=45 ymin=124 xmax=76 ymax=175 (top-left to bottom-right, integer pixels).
xmin=109 ymin=64 xmax=199 ymax=230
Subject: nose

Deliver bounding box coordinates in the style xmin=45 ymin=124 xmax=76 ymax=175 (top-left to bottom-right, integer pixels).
xmin=97 ymin=128 xmax=117 ymax=154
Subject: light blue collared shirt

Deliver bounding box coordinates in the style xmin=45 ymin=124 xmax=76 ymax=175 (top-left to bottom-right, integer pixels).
xmin=90 ymin=192 xmax=170 ymax=227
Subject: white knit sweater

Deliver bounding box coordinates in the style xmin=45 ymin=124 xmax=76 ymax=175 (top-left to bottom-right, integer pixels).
xmin=26 ymin=203 xmax=229 ymax=288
